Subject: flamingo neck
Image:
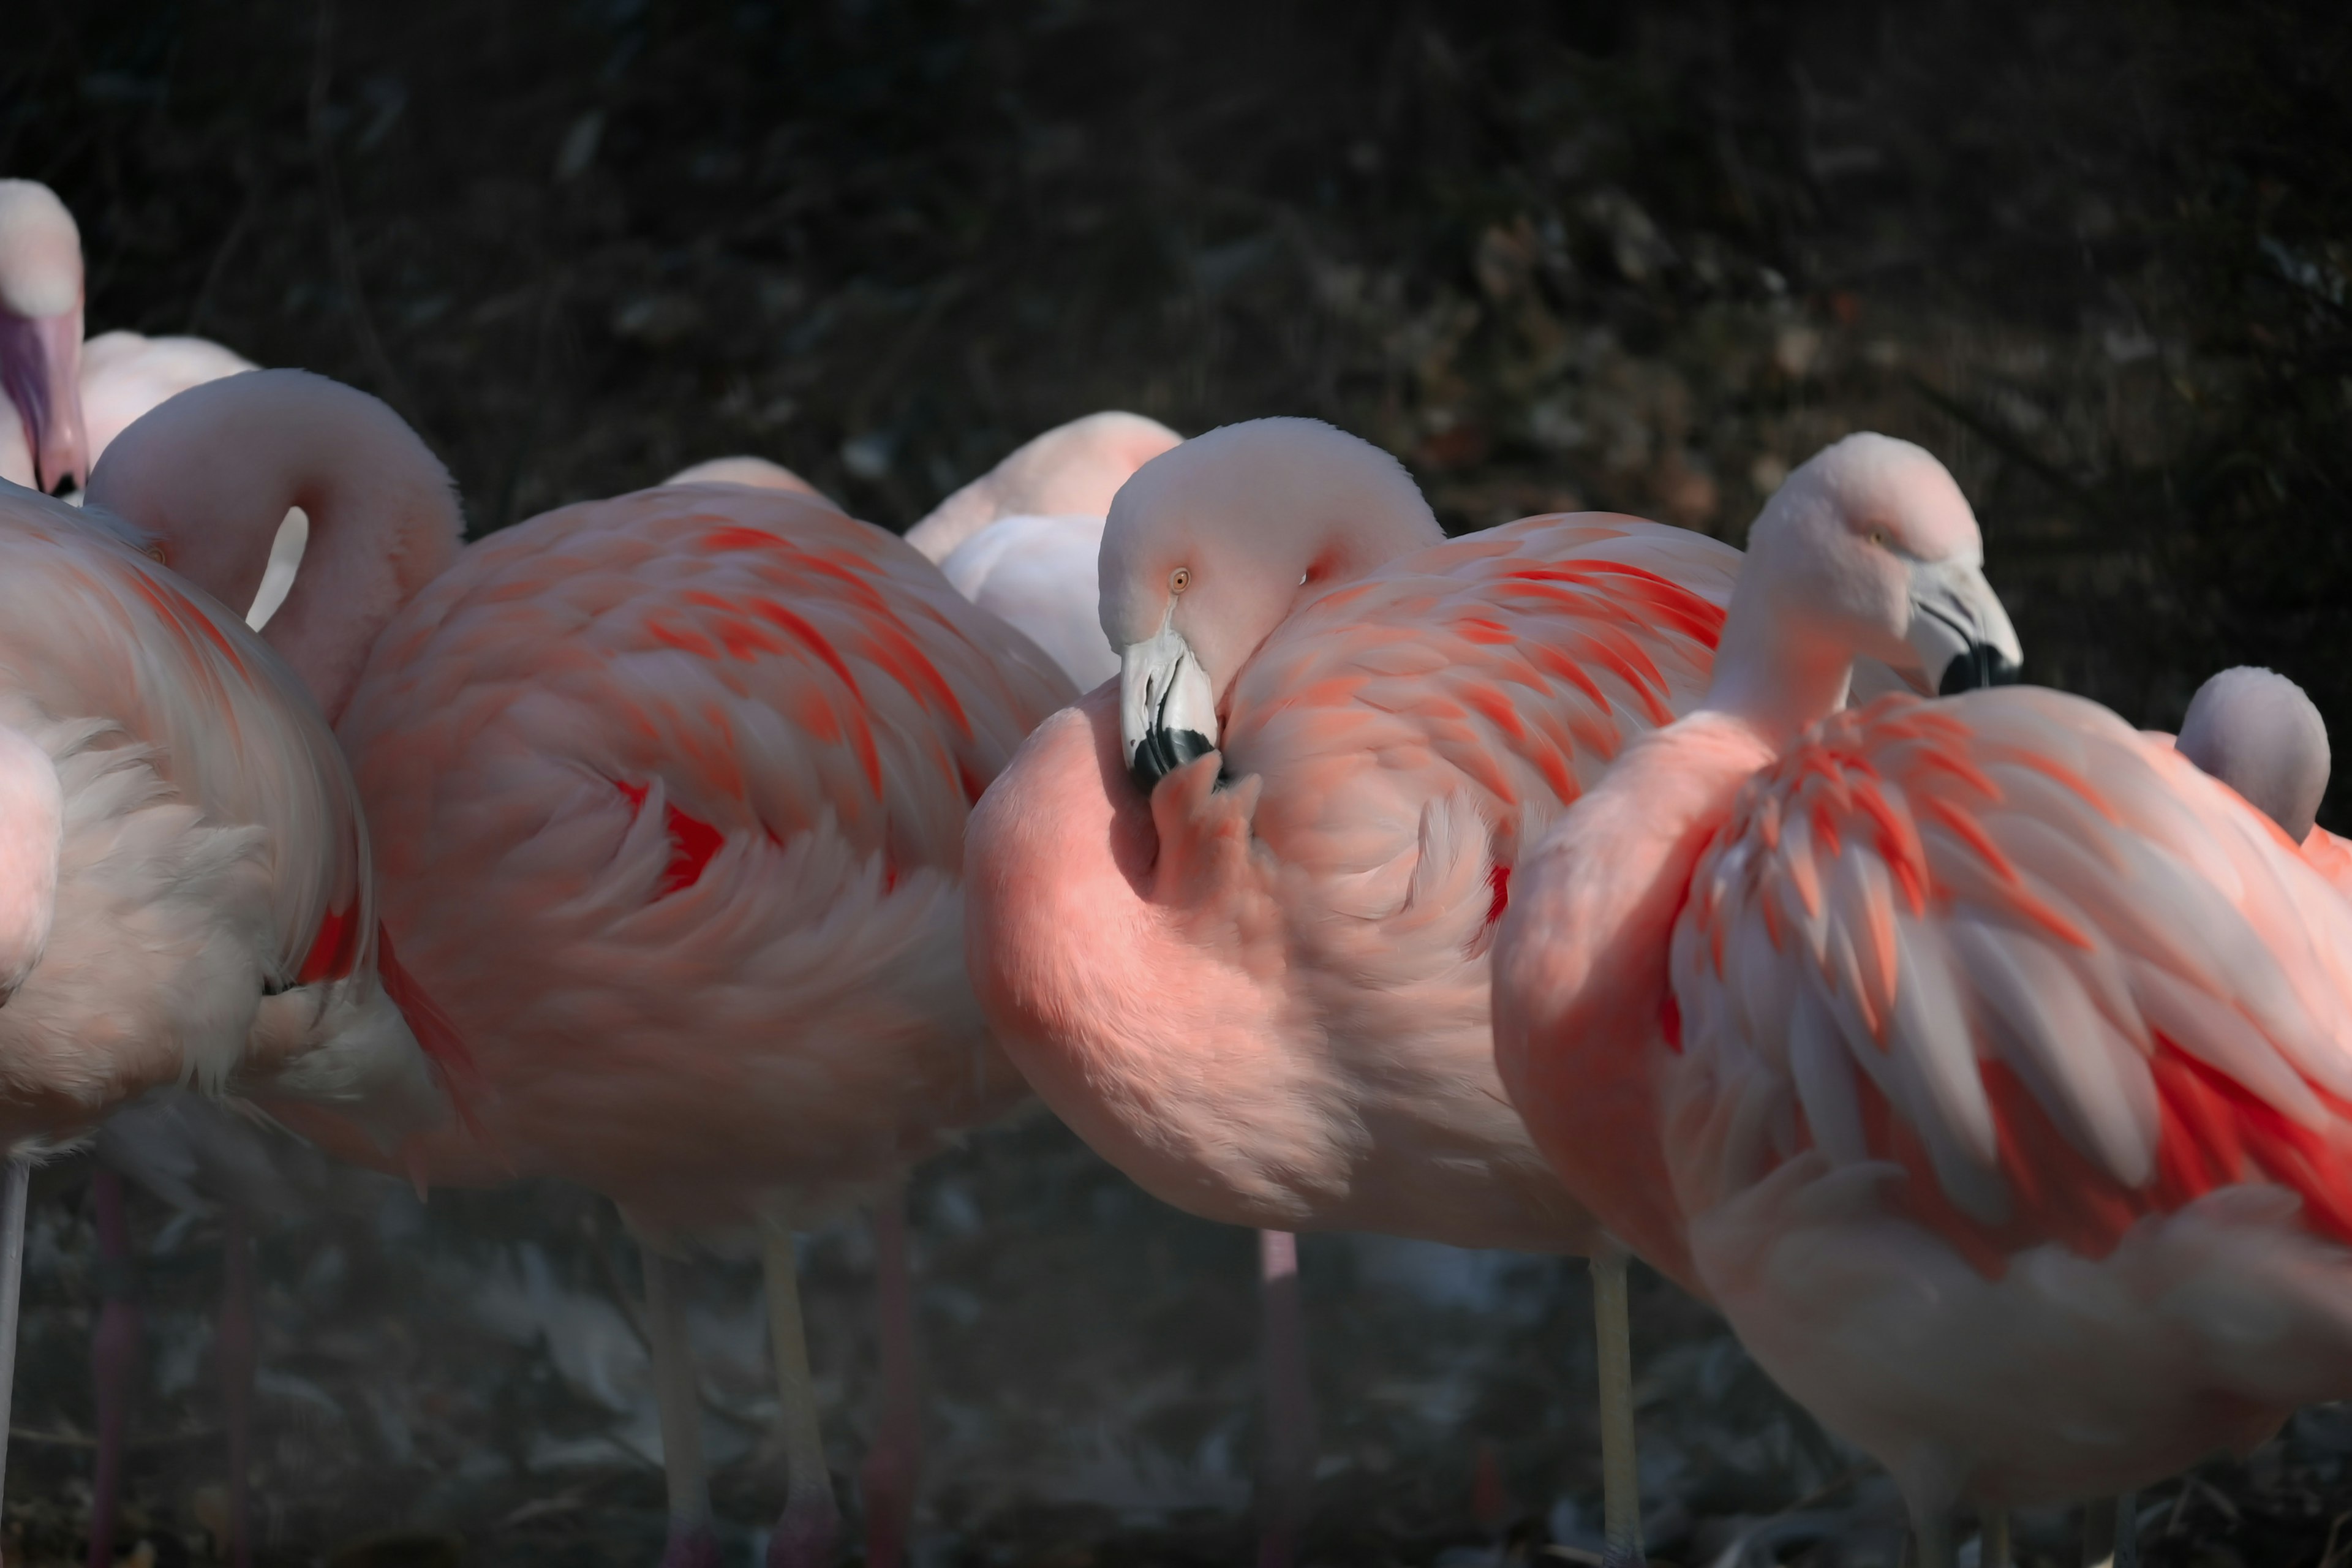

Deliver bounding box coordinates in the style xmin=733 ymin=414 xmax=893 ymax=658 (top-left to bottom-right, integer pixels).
xmin=85 ymin=369 xmax=462 ymax=725
xmin=1695 ymin=586 xmax=1854 ymax=754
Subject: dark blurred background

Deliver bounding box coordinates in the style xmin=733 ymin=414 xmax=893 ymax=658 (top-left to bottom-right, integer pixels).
xmin=6 ymin=1 xmax=2352 ymax=1564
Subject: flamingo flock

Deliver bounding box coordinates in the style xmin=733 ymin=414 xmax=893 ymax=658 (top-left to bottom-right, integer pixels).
xmin=4 ymin=170 xmax=2351 ymax=1568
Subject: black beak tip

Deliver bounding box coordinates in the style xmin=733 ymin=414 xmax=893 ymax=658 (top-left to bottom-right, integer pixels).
xmin=1128 ymin=727 xmax=1220 ymax=796
xmin=1938 ymin=643 xmax=2025 ymax=696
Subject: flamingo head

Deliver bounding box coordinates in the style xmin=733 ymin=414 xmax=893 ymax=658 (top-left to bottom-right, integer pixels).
xmin=0 ymin=181 xmax=87 ymax=496
xmin=1744 ymin=431 xmax=2022 ymax=699
xmin=0 ymin=728 xmax=62 ymax=1003
xmin=1100 ymin=417 xmax=1445 ymax=794
xmin=2177 ymin=666 xmax=2330 ymax=844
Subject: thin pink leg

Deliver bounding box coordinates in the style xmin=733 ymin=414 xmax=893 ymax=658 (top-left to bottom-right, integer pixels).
xmin=88 ymin=1169 xmax=140 ymax=1568
xmin=641 ymin=1245 xmax=722 ymax=1568
xmin=1256 ymin=1229 xmax=1316 ymax=1568
xmin=860 ymin=1192 xmax=921 ymax=1568
xmin=762 ymin=1219 xmax=840 ymax=1568
xmin=217 ymin=1204 xmax=257 ymax=1568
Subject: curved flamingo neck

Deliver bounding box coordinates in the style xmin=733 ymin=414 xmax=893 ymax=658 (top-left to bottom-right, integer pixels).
xmin=1698 ymin=585 xmax=1855 ymax=753
xmin=85 ymin=369 xmax=462 ymax=725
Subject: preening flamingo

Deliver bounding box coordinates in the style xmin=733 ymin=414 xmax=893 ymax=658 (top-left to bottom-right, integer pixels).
xmin=963 ymin=417 xmax=1744 ymax=1565
xmin=0 ymin=473 xmax=456 ymax=1523
xmin=94 ymin=369 xmax=1076 ymax=1568
xmin=2170 ymin=665 xmax=2352 ymax=894
xmin=1493 ymin=432 xmax=2352 ymax=1566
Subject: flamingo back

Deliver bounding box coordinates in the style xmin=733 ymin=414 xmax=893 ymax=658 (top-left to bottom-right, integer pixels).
xmin=334 ymin=485 xmax=1076 ymax=1227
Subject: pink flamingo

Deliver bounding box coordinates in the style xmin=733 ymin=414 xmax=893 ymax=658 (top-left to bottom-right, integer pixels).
xmin=93 ymin=369 xmax=1076 ymax=1568
xmin=964 ymin=417 xmax=1745 ymax=1565
xmin=1492 ymin=432 xmax=2352 ymax=1566
xmin=0 ymin=469 xmax=457 ymax=1537
xmin=665 ymin=454 xmax=832 ymax=500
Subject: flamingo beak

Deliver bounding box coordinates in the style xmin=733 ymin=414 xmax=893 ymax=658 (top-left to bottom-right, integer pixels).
xmin=0 ymin=306 xmax=86 ymax=496
xmin=1905 ymin=554 xmax=2023 ymax=695
xmin=1120 ymin=620 xmax=1219 ymax=795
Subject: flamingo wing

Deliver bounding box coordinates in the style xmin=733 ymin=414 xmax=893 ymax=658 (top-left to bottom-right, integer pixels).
xmin=1229 ymin=514 xmax=1738 ymax=941
xmin=1672 ymin=684 xmax=2352 ymax=1270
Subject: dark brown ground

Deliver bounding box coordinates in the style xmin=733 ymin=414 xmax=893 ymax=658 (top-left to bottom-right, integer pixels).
xmin=6 ymin=1 xmax=2352 ymax=1564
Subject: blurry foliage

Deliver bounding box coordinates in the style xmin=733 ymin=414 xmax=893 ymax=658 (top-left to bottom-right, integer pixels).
xmin=7 ymin=0 xmax=2352 ymax=1561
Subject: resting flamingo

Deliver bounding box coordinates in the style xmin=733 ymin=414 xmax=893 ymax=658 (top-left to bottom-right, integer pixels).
xmin=0 ymin=179 xmax=89 ymax=493
xmin=0 ymin=472 xmax=456 ymax=1525
xmin=902 ymin=410 xmax=1181 ymax=564
xmin=1492 ymin=432 xmax=2352 ymax=1567
xmin=964 ymin=417 xmax=1747 ymax=1565
xmin=91 ymin=369 xmax=1075 ymax=1568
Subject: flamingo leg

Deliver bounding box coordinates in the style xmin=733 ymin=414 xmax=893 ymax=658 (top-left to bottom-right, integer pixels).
xmin=2081 ymin=1493 xmax=2138 ymax=1568
xmin=1256 ymin=1229 xmax=1316 ymax=1568
xmin=1980 ymin=1506 xmax=2013 ymax=1568
xmin=860 ymin=1192 xmax=921 ymax=1568
xmin=217 ymin=1203 xmax=257 ymax=1568
xmin=1911 ymin=1509 xmax=1954 ymax=1568
xmin=0 ymin=1159 xmax=26 ymax=1544
xmin=761 ymin=1218 xmax=840 ymax=1568
xmin=640 ymin=1243 xmax=719 ymax=1568
xmin=1590 ymin=1249 xmax=1645 ymax=1568
xmin=88 ymin=1167 xmax=140 ymax=1568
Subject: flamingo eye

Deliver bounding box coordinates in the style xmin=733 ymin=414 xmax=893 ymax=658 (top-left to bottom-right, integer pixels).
xmin=145 ymin=542 xmax=168 ymax=564
xmin=1866 ymin=527 xmax=1888 ymax=548
xmin=1169 ymin=567 xmax=1191 ymax=594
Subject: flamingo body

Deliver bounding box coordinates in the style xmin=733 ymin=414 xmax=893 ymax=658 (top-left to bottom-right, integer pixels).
xmin=325 ymin=483 xmax=1073 ymax=1232
xmin=78 ymin=333 xmax=258 ymax=467
xmin=938 ymin=512 xmax=1117 ymax=688
xmin=968 ymin=513 xmax=1738 ymax=1249
xmin=1495 ymin=434 xmax=2352 ymax=1529
xmin=0 ymin=484 xmax=444 ymax=1147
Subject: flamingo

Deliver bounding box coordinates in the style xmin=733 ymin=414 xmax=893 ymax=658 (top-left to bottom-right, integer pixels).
xmin=91 ymin=369 xmax=1076 ymax=1568
xmin=0 ymin=470 xmax=458 ymax=1531
xmin=963 ymin=417 xmax=1746 ymax=1565
xmin=1491 ymin=432 xmax=2352 ymax=1566
xmin=665 ymin=454 xmax=832 ymax=500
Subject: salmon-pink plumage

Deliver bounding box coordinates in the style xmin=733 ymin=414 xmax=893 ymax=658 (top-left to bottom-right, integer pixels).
xmin=967 ymin=418 xmax=1741 ymax=1563
xmin=1496 ymin=432 xmax=2352 ymax=1563
xmin=94 ymin=369 xmax=1075 ymax=1567
xmin=341 ymin=484 xmax=1069 ymax=1223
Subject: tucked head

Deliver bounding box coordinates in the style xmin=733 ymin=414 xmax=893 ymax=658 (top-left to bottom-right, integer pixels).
xmin=1734 ymin=432 xmax=2022 ymax=703
xmin=0 ymin=179 xmax=88 ymax=494
xmin=1100 ymin=417 xmax=1444 ymax=793
xmin=2176 ymin=666 xmax=2331 ymax=844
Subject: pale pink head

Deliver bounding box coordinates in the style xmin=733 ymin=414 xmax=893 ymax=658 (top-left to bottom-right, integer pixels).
xmin=1707 ymin=432 xmax=2021 ymax=739
xmin=904 ymin=409 xmax=1183 ymax=562
xmin=2176 ymin=665 xmax=2331 ymax=844
xmin=86 ymin=369 xmax=464 ymax=723
xmin=0 ymin=180 xmax=89 ymax=494
xmin=0 ymin=726 xmax=61 ymax=1001
xmin=1099 ymin=417 xmax=1444 ymax=790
